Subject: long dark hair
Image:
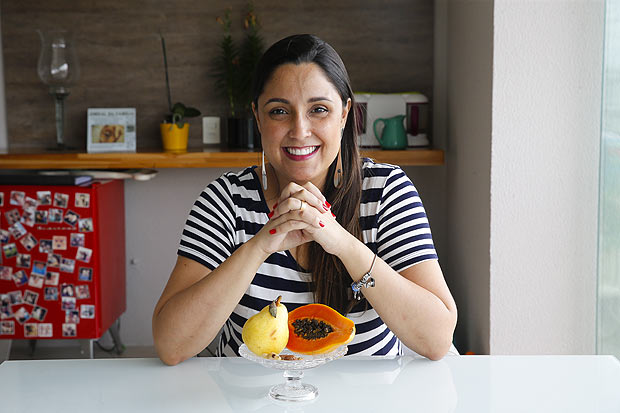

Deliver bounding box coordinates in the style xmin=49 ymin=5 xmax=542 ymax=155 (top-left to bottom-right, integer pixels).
xmin=252 ymin=34 xmax=362 ymax=315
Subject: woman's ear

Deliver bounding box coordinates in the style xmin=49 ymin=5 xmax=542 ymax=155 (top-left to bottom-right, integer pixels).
xmin=252 ymin=102 xmax=261 ymax=133
xmin=341 ymin=98 xmax=352 ymax=129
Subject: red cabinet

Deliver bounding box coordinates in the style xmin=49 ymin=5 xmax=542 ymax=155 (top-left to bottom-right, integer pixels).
xmin=0 ymin=180 xmax=125 ymax=339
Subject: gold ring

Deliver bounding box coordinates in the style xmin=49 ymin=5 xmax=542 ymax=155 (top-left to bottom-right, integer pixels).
xmin=299 ymin=200 xmax=306 ymax=211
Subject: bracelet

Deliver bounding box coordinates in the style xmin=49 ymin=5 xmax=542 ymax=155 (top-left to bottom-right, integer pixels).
xmin=351 ymin=253 xmax=377 ymax=300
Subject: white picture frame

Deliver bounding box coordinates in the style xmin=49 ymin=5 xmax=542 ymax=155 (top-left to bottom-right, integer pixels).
xmin=87 ymin=108 xmax=136 ymax=153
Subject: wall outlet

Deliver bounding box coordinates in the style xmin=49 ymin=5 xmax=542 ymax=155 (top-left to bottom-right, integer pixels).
xmin=202 ymin=117 xmax=220 ymax=145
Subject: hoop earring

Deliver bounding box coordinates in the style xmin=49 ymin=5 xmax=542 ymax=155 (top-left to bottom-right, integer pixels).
xmin=333 ymin=128 xmax=344 ymax=188
xmin=261 ymin=150 xmax=268 ymax=190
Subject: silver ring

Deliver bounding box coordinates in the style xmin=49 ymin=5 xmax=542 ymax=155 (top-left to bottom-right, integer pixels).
xmin=299 ymin=200 xmax=306 ymax=211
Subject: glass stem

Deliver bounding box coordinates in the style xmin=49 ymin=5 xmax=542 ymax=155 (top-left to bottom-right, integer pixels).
xmin=54 ymin=93 xmax=67 ymax=147
xmin=283 ymin=369 xmax=304 ymax=390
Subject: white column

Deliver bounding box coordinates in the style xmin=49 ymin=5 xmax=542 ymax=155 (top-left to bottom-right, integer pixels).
xmin=490 ymin=0 xmax=604 ymax=354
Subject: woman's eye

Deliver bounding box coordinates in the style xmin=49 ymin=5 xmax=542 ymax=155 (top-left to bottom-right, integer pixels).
xmin=269 ymin=108 xmax=287 ymax=116
xmin=312 ymin=106 xmax=329 ymax=114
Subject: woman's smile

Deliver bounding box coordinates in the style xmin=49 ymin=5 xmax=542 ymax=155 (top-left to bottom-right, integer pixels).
xmin=282 ymin=145 xmax=320 ymax=160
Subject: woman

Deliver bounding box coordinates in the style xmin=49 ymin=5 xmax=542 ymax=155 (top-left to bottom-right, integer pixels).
xmin=153 ymin=34 xmax=457 ymax=365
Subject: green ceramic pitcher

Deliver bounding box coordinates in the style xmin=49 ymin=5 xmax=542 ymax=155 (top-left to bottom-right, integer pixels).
xmin=373 ymin=114 xmax=407 ymax=150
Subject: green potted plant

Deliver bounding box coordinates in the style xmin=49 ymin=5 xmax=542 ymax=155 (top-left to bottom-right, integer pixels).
xmin=160 ymin=34 xmax=201 ymax=152
xmin=212 ymin=2 xmax=264 ymax=149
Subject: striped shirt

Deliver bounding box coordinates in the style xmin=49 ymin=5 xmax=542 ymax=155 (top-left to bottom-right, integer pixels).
xmin=178 ymin=159 xmax=438 ymax=357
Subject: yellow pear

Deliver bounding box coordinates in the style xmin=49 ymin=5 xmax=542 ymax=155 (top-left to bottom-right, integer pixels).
xmin=242 ymin=296 xmax=289 ymax=357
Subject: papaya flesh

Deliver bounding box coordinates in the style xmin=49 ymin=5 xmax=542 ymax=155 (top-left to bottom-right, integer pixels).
xmin=286 ymin=303 xmax=355 ymax=355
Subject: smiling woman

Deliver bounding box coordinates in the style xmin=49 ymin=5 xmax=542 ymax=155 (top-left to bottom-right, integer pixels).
xmin=152 ymin=34 xmax=457 ymax=365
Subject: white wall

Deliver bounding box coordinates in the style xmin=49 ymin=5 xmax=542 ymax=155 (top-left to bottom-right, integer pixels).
xmin=123 ymin=168 xmax=228 ymax=345
xmin=489 ymin=1 xmax=603 ymax=354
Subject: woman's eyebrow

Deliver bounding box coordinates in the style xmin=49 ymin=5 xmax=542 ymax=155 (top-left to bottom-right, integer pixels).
xmin=263 ymin=96 xmax=333 ymax=107
xmin=308 ymin=97 xmax=332 ymax=103
xmin=264 ymin=97 xmax=289 ymax=106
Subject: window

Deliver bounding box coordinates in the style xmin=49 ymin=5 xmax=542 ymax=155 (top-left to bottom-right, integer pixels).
xmin=597 ymin=0 xmax=620 ymax=357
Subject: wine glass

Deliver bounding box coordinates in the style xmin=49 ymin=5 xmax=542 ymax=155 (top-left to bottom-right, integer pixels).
xmin=37 ymin=29 xmax=80 ymax=150
xmin=239 ymin=344 xmax=347 ymax=403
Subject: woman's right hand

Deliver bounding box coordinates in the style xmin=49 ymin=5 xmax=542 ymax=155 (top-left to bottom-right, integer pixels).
xmin=254 ymin=181 xmax=330 ymax=255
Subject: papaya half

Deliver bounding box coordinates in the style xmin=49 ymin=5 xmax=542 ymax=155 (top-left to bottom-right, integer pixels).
xmin=286 ymin=303 xmax=355 ymax=355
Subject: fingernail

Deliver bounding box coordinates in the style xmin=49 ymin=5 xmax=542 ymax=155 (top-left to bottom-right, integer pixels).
xmin=319 ymin=221 xmax=325 ymax=228
xmin=323 ymin=203 xmax=329 ymax=211
xmin=325 ymin=201 xmax=331 ymax=208
xmin=331 ymin=212 xmax=336 ymax=217
xmin=267 ymin=211 xmax=273 ymax=218
xmin=269 ymin=229 xmax=276 ymax=235
xmin=272 ymin=202 xmax=278 ymax=209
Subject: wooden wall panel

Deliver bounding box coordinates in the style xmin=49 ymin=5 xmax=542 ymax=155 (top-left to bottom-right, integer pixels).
xmin=1 ymin=0 xmax=433 ymax=151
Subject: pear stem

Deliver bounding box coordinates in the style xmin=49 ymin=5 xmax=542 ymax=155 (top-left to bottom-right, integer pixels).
xmin=269 ymin=295 xmax=282 ymax=318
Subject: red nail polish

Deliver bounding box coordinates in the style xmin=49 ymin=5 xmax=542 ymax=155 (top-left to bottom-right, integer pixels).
xmin=319 ymin=221 xmax=325 ymax=227
xmin=331 ymin=212 xmax=336 ymax=217
xmin=269 ymin=229 xmax=276 ymax=235
xmin=323 ymin=204 xmax=329 ymax=211
xmin=268 ymin=211 xmax=273 ymax=218
xmin=272 ymin=202 xmax=278 ymax=209
xmin=325 ymin=201 xmax=331 ymax=208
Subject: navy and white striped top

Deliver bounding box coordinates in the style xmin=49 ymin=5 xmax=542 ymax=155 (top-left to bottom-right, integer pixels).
xmin=178 ymin=159 xmax=437 ymax=356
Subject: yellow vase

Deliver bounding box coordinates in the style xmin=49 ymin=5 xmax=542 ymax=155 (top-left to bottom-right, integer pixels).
xmin=160 ymin=123 xmax=189 ymax=152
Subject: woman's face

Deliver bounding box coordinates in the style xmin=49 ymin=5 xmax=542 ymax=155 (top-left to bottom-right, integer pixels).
xmin=253 ymin=63 xmax=351 ymax=191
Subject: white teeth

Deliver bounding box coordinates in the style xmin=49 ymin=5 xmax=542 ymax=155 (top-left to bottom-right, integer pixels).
xmin=286 ymin=146 xmax=318 ymax=156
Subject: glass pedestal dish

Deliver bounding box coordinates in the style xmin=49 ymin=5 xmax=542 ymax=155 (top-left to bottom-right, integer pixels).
xmin=239 ymin=343 xmax=347 ymax=402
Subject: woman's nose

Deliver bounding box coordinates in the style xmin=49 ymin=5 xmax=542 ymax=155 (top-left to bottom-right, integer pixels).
xmin=288 ymin=112 xmax=311 ymax=139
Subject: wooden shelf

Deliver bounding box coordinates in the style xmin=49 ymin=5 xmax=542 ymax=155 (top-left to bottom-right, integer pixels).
xmin=0 ymin=147 xmax=444 ymax=170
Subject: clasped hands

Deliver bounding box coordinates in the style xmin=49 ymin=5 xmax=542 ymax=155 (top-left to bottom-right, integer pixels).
xmin=256 ymin=181 xmax=348 ymax=257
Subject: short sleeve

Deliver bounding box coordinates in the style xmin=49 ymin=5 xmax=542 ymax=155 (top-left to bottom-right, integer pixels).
xmin=375 ymin=167 xmax=438 ymax=272
xmin=177 ymin=174 xmax=237 ymax=271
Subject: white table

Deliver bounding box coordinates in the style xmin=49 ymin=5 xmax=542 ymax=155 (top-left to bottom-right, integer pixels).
xmin=0 ymin=355 xmax=619 ymax=412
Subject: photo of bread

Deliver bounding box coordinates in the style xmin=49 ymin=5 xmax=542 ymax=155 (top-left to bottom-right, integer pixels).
xmin=87 ymin=108 xmax=136 ymax=152
xmin=91 ymin=124 xmax=125 ymax=143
